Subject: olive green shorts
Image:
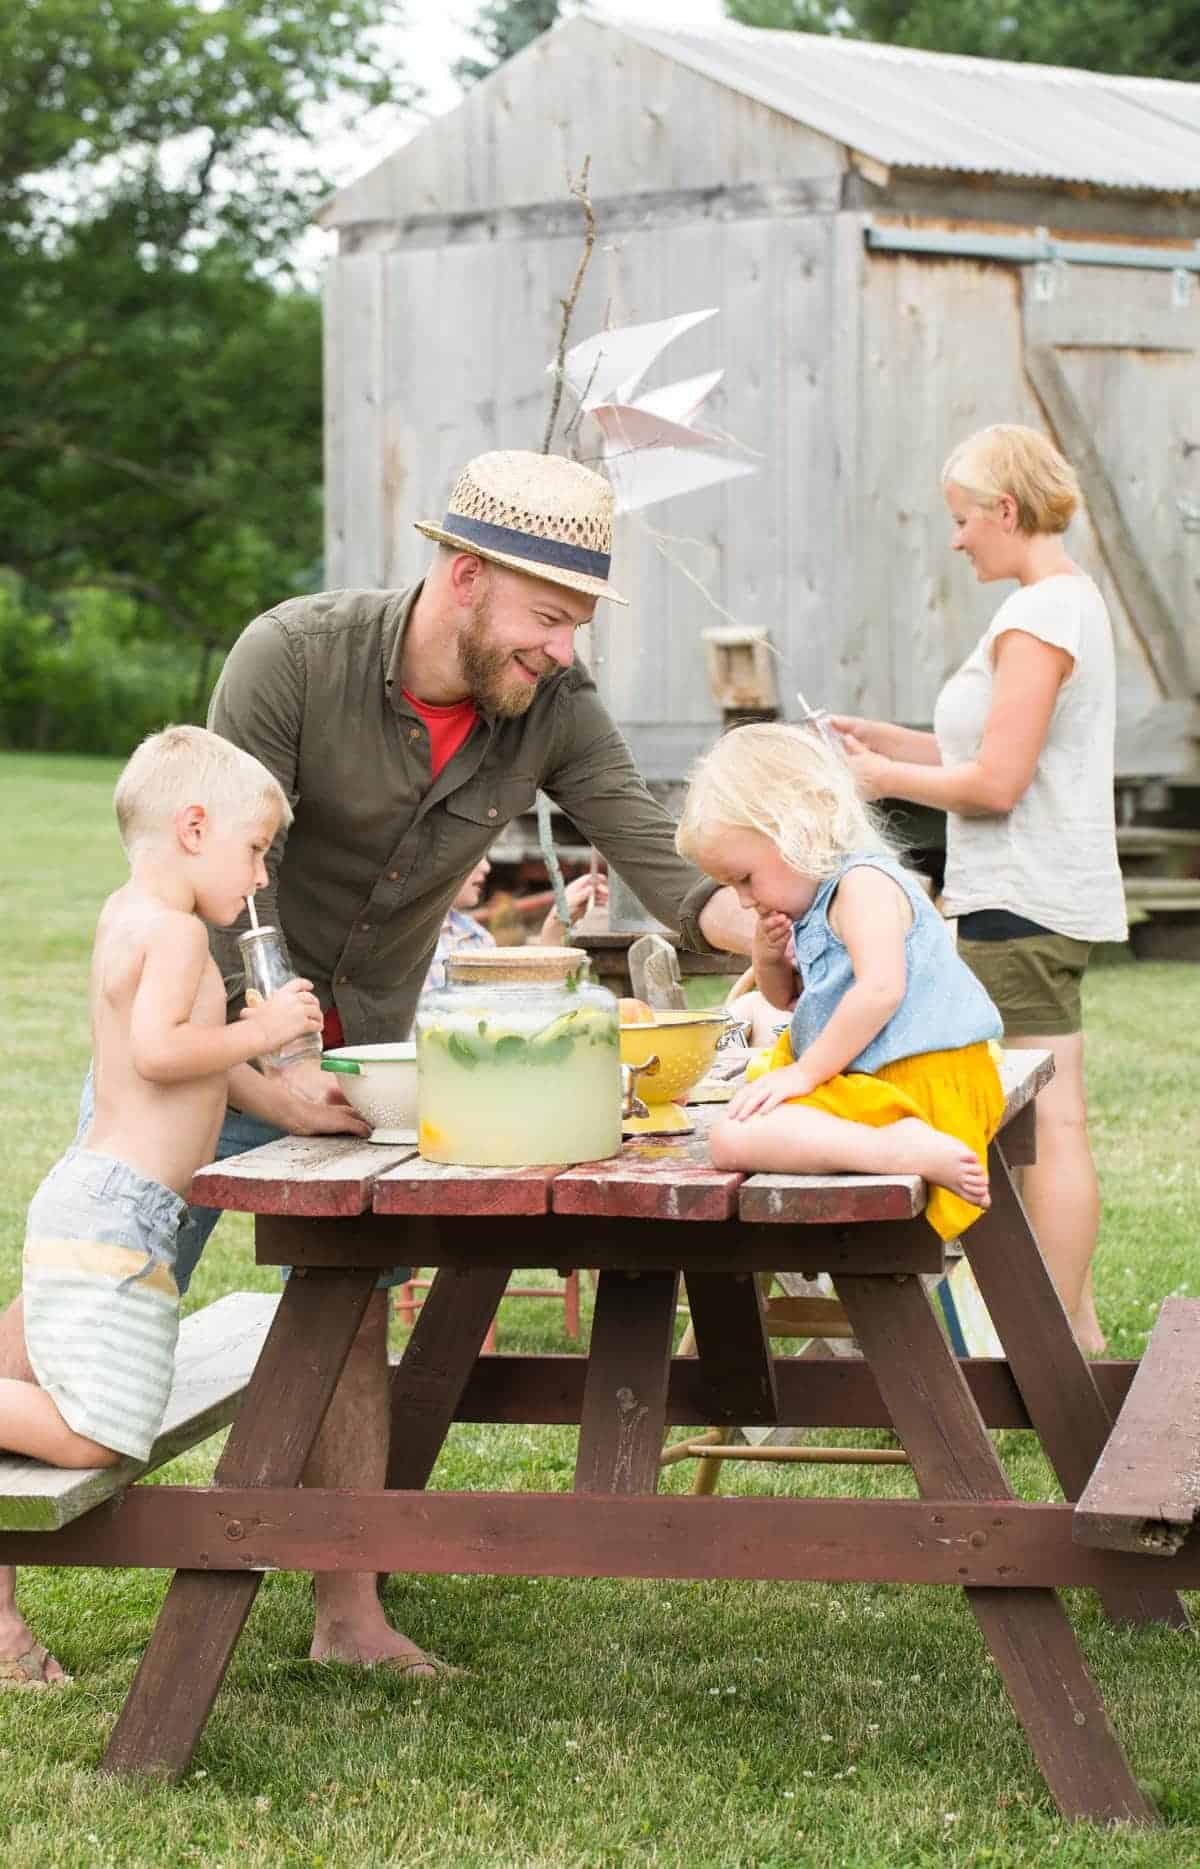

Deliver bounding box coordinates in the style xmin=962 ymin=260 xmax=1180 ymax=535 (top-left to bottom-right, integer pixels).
xmin=957 ymin=932 xmax=1091 ymax=1038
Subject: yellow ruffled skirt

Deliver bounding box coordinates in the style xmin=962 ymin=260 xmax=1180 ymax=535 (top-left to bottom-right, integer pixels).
xmin=744 ymin=1032 xmax=1005 ymax=1241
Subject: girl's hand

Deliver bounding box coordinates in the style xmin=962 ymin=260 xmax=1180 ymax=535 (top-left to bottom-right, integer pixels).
xmin=726 ymin=1061 xmax=816 ymax=1122
xmin=838 ymin=733 xmax=894 ymax=802
xmin=753 ymin=909 xmax=794 ymax=962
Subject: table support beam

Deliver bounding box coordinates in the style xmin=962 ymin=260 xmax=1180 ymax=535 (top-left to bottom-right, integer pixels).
xmin=835 ymin=1269 xmax=1156 ymax=1828
xmin=965 ymin=1147 xmax=1189 ymax=1630
xmin=386 ymin=1265 xmax=513 ymax=1490
xmin=576 ymin=1270 xmax=679 ymax=1493
xmin=101 ymin=1268 xmax=376 ymax=1782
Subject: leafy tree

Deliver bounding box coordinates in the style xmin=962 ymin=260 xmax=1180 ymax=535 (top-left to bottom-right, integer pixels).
xmin=2 ymin=1 xmax=416 ymax=712
xmin=455 ymin=0 xmax=569 ymax=87
xmin=724 ymin=0 xmax=1200 ymax=81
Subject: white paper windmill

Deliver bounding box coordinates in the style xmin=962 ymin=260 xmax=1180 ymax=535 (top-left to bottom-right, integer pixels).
xmin=553 ymin=308 xmax=758 ymax=512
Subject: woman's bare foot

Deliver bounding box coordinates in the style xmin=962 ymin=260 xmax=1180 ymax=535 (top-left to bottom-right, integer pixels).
xmin=890 ymin=1118 xmax=990 ymax=1209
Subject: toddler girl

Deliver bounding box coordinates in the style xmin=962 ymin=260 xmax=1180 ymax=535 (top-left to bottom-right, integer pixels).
xmin=676 ymin=722 xmax=1004 ymax=1239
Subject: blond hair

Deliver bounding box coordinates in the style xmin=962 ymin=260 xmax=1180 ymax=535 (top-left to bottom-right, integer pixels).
xmin=942 ymin=424 xmax=1079 ymax=535
xmin=676 ymin=722 xmax=899 ymax=882
xmin=114 ymin=725 xmax=291 ymax=855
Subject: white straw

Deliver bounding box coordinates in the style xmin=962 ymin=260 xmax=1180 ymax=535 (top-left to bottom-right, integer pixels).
xmin=246 ymin=894 xmax=259 ymax=930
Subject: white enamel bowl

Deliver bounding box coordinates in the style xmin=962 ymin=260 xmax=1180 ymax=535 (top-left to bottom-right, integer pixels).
xmin=320 ymin=1043 xmax=418 ymax=1143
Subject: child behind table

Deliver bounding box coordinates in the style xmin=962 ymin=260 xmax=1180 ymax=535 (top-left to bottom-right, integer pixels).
xmin=677 ymin=722 xmax=1004 ymax=1240
xmin=2 ymin=726 xmax=322 ymax=1473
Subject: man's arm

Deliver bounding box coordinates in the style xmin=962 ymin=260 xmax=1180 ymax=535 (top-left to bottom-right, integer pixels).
xmin=206 ymin=613 xmax=305 ymax=997
xmin=542 ymin=675 xmax=751 ymax=955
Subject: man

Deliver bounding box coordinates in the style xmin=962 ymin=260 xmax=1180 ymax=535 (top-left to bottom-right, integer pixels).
xmin=0 ymin=448 xmax=752 ymax=1686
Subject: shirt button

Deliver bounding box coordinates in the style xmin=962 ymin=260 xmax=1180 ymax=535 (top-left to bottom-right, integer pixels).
xmin=388 ymin=870 xmax=400 ymax=880
xmin=487 ymin=807 xmax=498 ymax=819
xmin=338 ymin=975 xmax=349 ymax=985
xmin=409 ymin=728 xmax=420 ymax=741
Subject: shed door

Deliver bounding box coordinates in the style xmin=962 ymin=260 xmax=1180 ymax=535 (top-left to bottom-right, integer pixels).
xmin=1022 ymin=261 xmax=1200 ymax=777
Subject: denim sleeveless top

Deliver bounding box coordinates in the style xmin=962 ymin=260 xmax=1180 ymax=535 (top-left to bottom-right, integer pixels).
xmin=789 ymin=853 xmax=1002 ymax=1074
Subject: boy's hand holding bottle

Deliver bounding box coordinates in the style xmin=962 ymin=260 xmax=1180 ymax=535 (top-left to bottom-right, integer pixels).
xmin=241 ymin=978 xmax=323 ymax=1060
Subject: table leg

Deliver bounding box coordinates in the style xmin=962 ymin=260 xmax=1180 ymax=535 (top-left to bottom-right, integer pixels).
xmin=684 ymin=1269 xmax=778 ymax=1423
xmin=576 ymin=1270 xmax=679 ymax=1494
xmin=964 ymin=1145 xmax=1189 ymax=1630
xmin=835 ymin=1268 xmax=1156 ymax=1827
xmin=386 ymin=1265 xmax=513 ymax=1490
xmin=102 ymin=1268 xmax=376 ymax=1781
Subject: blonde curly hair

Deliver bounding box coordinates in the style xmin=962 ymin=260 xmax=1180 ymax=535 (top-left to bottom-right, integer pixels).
xmin=676 ymin=721 xmax=898 ymax=883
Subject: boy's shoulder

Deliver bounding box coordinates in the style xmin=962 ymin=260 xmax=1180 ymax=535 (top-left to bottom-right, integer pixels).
xmin=95 ymin=887 xmax=207 ymax=958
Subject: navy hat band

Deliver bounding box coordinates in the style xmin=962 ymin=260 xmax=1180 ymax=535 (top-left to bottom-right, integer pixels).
xmin=443 ymin=511 xmax=610 ymax=580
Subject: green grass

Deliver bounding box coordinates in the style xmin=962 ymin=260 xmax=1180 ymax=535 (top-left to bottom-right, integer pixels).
xmin=0 ymin=748 xmax=1197 ymax=1868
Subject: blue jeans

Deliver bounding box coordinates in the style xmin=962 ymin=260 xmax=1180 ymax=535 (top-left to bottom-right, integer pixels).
xmin=76 ymin=1074 xmax=408 ymax=1294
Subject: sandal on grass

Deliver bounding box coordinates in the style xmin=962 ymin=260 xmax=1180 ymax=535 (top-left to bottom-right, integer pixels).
xmin=370 ymin=1652 xmax=466 ymax=1681
xmin=0 ymin=1645 xmax=70 ymax=1690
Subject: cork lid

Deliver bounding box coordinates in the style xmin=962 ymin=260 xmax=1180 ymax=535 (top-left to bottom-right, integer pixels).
xmin=446 ymin=945 xmax=588 ymax=987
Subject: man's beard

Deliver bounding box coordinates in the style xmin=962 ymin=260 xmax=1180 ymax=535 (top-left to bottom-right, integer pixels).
xmin=459 ymin=597 xmax=545 ymax=718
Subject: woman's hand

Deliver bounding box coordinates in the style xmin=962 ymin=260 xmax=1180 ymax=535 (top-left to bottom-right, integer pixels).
xmin=838 ymin=733 xmax=896 ymax=802
xmin=726 ymin=1061 xmax=816 ymax=1122
xmin=828 ymin=714 xmax=888 ymax=753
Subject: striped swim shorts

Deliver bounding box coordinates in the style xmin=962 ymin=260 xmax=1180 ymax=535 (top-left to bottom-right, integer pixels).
xmin=23 ymin=1148 xmax=186 ymax=1463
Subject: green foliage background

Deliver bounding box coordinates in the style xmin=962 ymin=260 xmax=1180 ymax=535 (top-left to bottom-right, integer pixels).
xmin=725 ymin=0 xmax=1200 ymax=82
xmin=2 ymin=0 xmax=415 ymax=754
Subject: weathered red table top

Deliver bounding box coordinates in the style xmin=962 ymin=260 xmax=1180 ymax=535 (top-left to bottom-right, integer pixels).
xmin=190 ymin=1048 xmax=1051 ymax=1225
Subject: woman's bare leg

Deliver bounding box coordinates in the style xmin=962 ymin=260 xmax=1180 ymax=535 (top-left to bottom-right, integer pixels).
xmin=1004 ymin=1033 xmax=1104 ymax=1353
xmin=711 ymin=1106 xmax=989 ymax=1207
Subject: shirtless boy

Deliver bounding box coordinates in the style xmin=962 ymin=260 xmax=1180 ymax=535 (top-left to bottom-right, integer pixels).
xmin=0 ymin=724 xmax=321 ymax=1686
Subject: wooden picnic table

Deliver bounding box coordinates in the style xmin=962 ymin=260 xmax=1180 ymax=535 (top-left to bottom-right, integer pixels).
xmin=4 ymin=1049 xmax=1196 ymax=1820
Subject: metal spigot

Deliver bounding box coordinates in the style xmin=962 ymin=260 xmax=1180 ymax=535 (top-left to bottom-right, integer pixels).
xmin=620 ymin=1055 xmax=660 ymax=1121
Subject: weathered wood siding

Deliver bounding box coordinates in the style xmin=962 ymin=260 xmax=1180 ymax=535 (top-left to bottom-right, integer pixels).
xmin=850 ymin=247 xmax=1200 ymax=776
xmin=320 ymin=16 xmax=842 ymax=233
xmin=325 ymin=201 xmax=842 ymax=781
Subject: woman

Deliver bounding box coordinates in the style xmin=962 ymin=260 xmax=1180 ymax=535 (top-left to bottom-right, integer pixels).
xmin=831 ymin=424 xmax=1126 ymax=1352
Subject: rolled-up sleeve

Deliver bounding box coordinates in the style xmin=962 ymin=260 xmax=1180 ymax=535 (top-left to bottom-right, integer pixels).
xmin=206 ymin=614 xmax=306 ymax=999
xmin=542 ymin=673 xmax=720 ymax=952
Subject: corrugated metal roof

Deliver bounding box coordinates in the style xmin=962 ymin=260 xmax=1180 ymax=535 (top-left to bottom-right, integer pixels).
xmin=610 ymin=17 xmax=1200 ymax=194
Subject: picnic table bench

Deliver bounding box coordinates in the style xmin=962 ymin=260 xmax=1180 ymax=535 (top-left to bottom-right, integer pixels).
xmin=1 ymin=1049 xmax=1195 ymax=1826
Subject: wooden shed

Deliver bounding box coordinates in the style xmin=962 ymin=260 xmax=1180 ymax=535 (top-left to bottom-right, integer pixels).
xmin=319 ymin=15 xmax=1200 ymax=805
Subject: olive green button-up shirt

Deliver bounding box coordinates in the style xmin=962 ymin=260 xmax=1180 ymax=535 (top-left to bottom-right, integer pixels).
xmin=207 ymin=583 xmax=719 ymax=1042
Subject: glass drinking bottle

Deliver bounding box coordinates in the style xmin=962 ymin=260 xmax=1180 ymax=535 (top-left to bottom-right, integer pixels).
xmin=236 ymin=925 xmax=323 ymax=1070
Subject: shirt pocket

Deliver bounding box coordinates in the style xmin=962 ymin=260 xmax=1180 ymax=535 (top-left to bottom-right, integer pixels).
xmin=441 ymin=775 xmax=539 ymax=864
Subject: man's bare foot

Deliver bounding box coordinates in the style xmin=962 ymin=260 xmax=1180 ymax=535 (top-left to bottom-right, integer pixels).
xmin=892 ymin=1119 xmax=990 ymax=1209
xmin=309 ymin=1614 xmax=451 ymax=1678
xmin=0 ymin=1609 xmax=68 ymax=1688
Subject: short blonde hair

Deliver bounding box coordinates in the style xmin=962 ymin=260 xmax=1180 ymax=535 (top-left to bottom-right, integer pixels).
xmin=114 ymin=725 xmax=291 ymax=854
xmin=676 ymin=722 xmax=899 ymax=882
xmin=942 ymin=424 xmax=1079 ymax=535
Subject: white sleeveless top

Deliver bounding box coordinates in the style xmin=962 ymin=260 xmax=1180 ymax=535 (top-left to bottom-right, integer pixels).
xmin=933 ymin=574 xmax=1127 ymax=943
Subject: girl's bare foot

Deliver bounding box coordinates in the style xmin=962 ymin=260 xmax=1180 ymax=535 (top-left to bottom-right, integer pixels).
xmin=890 ymin=1119 xmax=990 ymax=1209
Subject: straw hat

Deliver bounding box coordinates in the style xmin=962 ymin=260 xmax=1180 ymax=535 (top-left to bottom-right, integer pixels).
xmin=415 ymin=450 xmax=628 ymax=605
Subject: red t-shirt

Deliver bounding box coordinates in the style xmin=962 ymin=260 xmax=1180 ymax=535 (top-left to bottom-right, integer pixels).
xmin=323 ymin=689 xmax=480 ymax=1049
xmin=402 ymin=688 xmax=479 ymax=778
